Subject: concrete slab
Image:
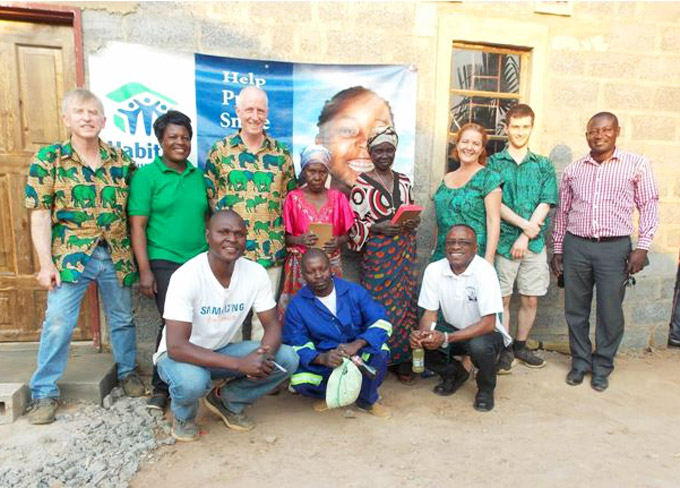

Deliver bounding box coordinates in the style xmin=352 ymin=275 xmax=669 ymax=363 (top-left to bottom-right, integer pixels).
xmin=0 ymin=383 xmax=28 ymax=424
xmin=0 ymin=343 xmax=116 ymax=410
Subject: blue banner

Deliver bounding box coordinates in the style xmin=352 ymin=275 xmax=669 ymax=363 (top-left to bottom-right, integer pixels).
xmin=195 ymin=54 xmax=294 ymax=167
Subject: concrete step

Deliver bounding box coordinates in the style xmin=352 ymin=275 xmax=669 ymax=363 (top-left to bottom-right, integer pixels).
xmin=0 ymin=343 xmax=116 ymax=423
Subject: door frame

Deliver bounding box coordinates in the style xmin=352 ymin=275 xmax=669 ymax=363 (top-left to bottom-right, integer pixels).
xmin=0 ymin=2 xmax=102 ymax=349
xmin=1 ymin=2 xmax=85 ymax=86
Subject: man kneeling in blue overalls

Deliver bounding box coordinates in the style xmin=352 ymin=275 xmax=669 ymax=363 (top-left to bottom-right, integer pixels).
xmin=283 ymin=249 xmax=392 ymax=418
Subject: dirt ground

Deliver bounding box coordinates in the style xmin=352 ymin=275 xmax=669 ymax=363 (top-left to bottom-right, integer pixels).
xmin=131 ymin=349 xmax=680 ymax=488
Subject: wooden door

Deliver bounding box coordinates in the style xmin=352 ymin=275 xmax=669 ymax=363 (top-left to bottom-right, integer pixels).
xmin=0 ymin=19 xmax=94 ymax=341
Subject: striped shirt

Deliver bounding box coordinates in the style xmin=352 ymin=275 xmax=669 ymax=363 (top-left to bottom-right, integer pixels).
xmin=552 ymin=148 xmax=659 ymax=254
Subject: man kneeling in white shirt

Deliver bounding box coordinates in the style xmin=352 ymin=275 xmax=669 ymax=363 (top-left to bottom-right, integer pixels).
xmin=412 ymin=224 xmax=511 ymax=412
xmin=154 ymin=210 xmax=298 ymax=441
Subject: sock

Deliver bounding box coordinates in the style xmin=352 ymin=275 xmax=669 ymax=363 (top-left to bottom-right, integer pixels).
xmin=513 ymin=340 xmax=526 ymax=352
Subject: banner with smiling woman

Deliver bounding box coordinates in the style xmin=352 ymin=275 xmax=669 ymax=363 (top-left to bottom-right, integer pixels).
xmin=90 ymin=42 xmax=417 ymax=192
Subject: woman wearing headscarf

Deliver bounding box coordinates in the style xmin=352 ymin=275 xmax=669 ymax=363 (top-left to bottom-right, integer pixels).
xmin=349 ymin=126 xmax=420 ymax=384
xmin=277 ymin=145 xmax=354 ymax=318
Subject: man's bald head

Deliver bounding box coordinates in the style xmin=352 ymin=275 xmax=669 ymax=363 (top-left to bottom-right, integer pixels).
xmin=205 ymin=209 xmax=247 ymax=264
xmin=301 ymin=248 xmax=330 ymax=268
xmin=209 ymin=209 xmax=245 ymax=229
xmin=446 ymin=224 xmax=477 ymax=241
xmin=588 ymin=111 xmax=619 ymax=129
xmin=236 ymin=85 xmax=268 ymax=109
xmin=444 ymin=224 xmax=478 ymax=273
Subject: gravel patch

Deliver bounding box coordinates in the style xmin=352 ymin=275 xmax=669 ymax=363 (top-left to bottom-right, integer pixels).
xmin=0 ymin=388 xmax=174 ymax=488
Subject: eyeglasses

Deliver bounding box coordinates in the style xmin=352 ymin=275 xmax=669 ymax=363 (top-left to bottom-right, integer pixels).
xmin=623 ymin=275 xmax=636 ymax=288
xmin=444 ymin=239 xmax=475 ymax=247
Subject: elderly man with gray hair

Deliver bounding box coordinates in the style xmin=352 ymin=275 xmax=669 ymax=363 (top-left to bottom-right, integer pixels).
xmin=24 ymin=88 xmax=144 ymax=425
xmin=204 ymin=85 xmax=296 ymax=341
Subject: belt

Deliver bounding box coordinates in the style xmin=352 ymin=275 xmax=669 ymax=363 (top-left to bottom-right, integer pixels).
xmin=568 ymin=233 xmax=628 ymax=243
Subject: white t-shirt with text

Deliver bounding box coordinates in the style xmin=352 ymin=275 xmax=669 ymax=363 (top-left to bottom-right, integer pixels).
xmin=153 ymin=253 xmax=276 ymax=363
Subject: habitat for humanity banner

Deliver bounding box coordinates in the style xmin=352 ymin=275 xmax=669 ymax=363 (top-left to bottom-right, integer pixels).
xmin=89 ymin=42 xmax=417 ymax=189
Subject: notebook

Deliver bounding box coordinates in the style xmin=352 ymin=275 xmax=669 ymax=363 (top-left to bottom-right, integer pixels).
xmin=308 ymin=222 xmax=333 ymax=249
xmin=391 ymin=204 xmax=423 ymax=225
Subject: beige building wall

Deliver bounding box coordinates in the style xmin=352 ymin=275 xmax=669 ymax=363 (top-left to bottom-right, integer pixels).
xmin=68 ymin=1 xmax=680 ymax=356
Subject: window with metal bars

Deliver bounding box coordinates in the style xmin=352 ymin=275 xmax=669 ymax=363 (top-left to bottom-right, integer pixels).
xmin=448 ymin=42 xmax=530 ymax=170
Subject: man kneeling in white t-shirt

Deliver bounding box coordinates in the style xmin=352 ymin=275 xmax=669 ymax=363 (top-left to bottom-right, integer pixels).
xmin=412 ymin=224 xmax=511 ymax=412
xmin=154 ymin=210 xmax=298 ymax=441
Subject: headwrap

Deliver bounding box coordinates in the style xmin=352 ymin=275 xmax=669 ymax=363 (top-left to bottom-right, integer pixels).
xmin=300 ymin=144 xmax=332 ymax=171
xmin=367 ymin=126 xmax=399 ymax=150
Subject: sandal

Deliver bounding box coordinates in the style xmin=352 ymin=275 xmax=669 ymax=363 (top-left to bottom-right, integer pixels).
xmin=397 ymin=373 xmax=416 ymax=386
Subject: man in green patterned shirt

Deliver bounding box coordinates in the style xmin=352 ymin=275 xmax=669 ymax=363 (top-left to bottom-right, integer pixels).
xmin=24 ymin=89 xmax=144 ymax=425
xmin=204 ymin=85 xmax=296 ymax=340
xmin=487 ymin=104 xmax=558 ymax=373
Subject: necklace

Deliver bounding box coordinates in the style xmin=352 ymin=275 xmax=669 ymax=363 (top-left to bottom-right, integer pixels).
xmin=373 ymin=169 xmax=394 ymax=193
xmin=372 ymin=170 xmax=395 ymax=209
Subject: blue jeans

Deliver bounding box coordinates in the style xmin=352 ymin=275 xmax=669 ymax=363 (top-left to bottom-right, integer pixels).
xmin=30 ymin=246 xmax=137 ymax=400
xmin=157 ymin=341 xmax=298 ymax=422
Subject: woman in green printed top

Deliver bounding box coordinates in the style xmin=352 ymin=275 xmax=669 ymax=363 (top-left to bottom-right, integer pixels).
xmin=432 ymin=123 xmax=502 ymax=263
xmin=128 ymin=110 xmax=209 ymax=411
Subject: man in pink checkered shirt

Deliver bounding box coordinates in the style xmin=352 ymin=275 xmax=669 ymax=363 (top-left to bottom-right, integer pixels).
xmin=551 ymin=111 xmax=659 ymax=392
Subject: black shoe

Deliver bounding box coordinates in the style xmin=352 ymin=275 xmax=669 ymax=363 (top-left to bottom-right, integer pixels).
xmin=668 ymin=336 xmax=680 ymax=349
xmin=146 ymin=392 xmax=169 ymax=411
xmin=433 ymin=368 xmax=470 ymax=396
xmin=591 ymin=375 xmax=609 ymax=392
xmin=473 ymin=391 xmax=494 ymax=412
xmin=514 ymin=347 xmax=546 ymax=368
xmin=565 ymin=368 xmax=588 ymax=386
xmin=496 ymin=346 xmax=515 ymax=375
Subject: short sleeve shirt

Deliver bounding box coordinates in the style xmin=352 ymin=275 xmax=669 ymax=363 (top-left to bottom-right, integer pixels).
xmin=154 ymin=253 xmax=276 ymax=363
xmin=487 ymin=149 xmax=558 ymax=259
xmin=24 ymin=139 xmax=137 ymax=286
xmin=418 ymin=256 xmax=511 ymax=346
xmin=204 ymin=131 xmax=296 ymax=268
xmin=432 ymin=168 xmax=502 ymax=261
xmin=128 ymin=156 xmax=209 ymax=264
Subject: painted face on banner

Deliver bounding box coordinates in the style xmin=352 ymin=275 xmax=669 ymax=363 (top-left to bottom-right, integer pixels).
xmin=316 ymin=91 xmax=393 ymax=192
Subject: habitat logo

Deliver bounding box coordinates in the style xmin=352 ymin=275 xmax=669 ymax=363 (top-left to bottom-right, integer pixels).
xmin=106 ymin=82 xmax=176 ymax=136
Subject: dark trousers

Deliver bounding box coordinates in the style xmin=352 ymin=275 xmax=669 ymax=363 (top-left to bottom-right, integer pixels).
xmin=424 ymin=330 xmax=503 ymax=395
xmin=150 ymin=259 xmax=182 ymax=394
xmin=292 ymin=350 xmax=389 ymax=407
xmin=563 ymin=233 xmax=631 ymax=377
xmin=669 ymin=263 xmax=680 ymax=343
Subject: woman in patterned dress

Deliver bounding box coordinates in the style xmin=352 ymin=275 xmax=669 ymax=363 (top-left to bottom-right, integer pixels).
xmin=349 ymin=126 xmax=420 ymax=384
xmin=277 ymin=145 xmax=354 ymax=320
xmin=432 ymin=123 xmax=502 ymax=264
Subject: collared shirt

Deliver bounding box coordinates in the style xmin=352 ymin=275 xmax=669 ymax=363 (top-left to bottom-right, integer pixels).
xmin=204 ymin=131 xmax=296 ymax=268
xmin=487 ymin=148 xmax=558 ymax=259
xmin=25 ymin=139 xmax=137 ymax=285
xmin=418 ymin=256 xmax=511 ymax=346
xmin=128 ymin=156 xmax=209 ymax=264
xmin=552 ymin=148 xmax=659 ymax=253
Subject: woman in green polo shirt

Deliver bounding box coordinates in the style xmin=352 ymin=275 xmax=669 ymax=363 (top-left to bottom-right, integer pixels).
xmin=129 ymin=110 xmax=209 ymax=411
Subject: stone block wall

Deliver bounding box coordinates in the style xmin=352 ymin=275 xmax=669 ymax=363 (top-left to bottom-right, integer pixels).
xmin=66 ymin=1 xmax=680 ymax=368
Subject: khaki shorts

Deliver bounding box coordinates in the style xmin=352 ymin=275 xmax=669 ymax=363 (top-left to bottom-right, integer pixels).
xmin=495 ymin=247 xmax=549 ymax=297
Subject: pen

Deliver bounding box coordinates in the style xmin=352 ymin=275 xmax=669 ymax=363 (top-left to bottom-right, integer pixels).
xmin=271 ymin=360 xmax=287 ymax=373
